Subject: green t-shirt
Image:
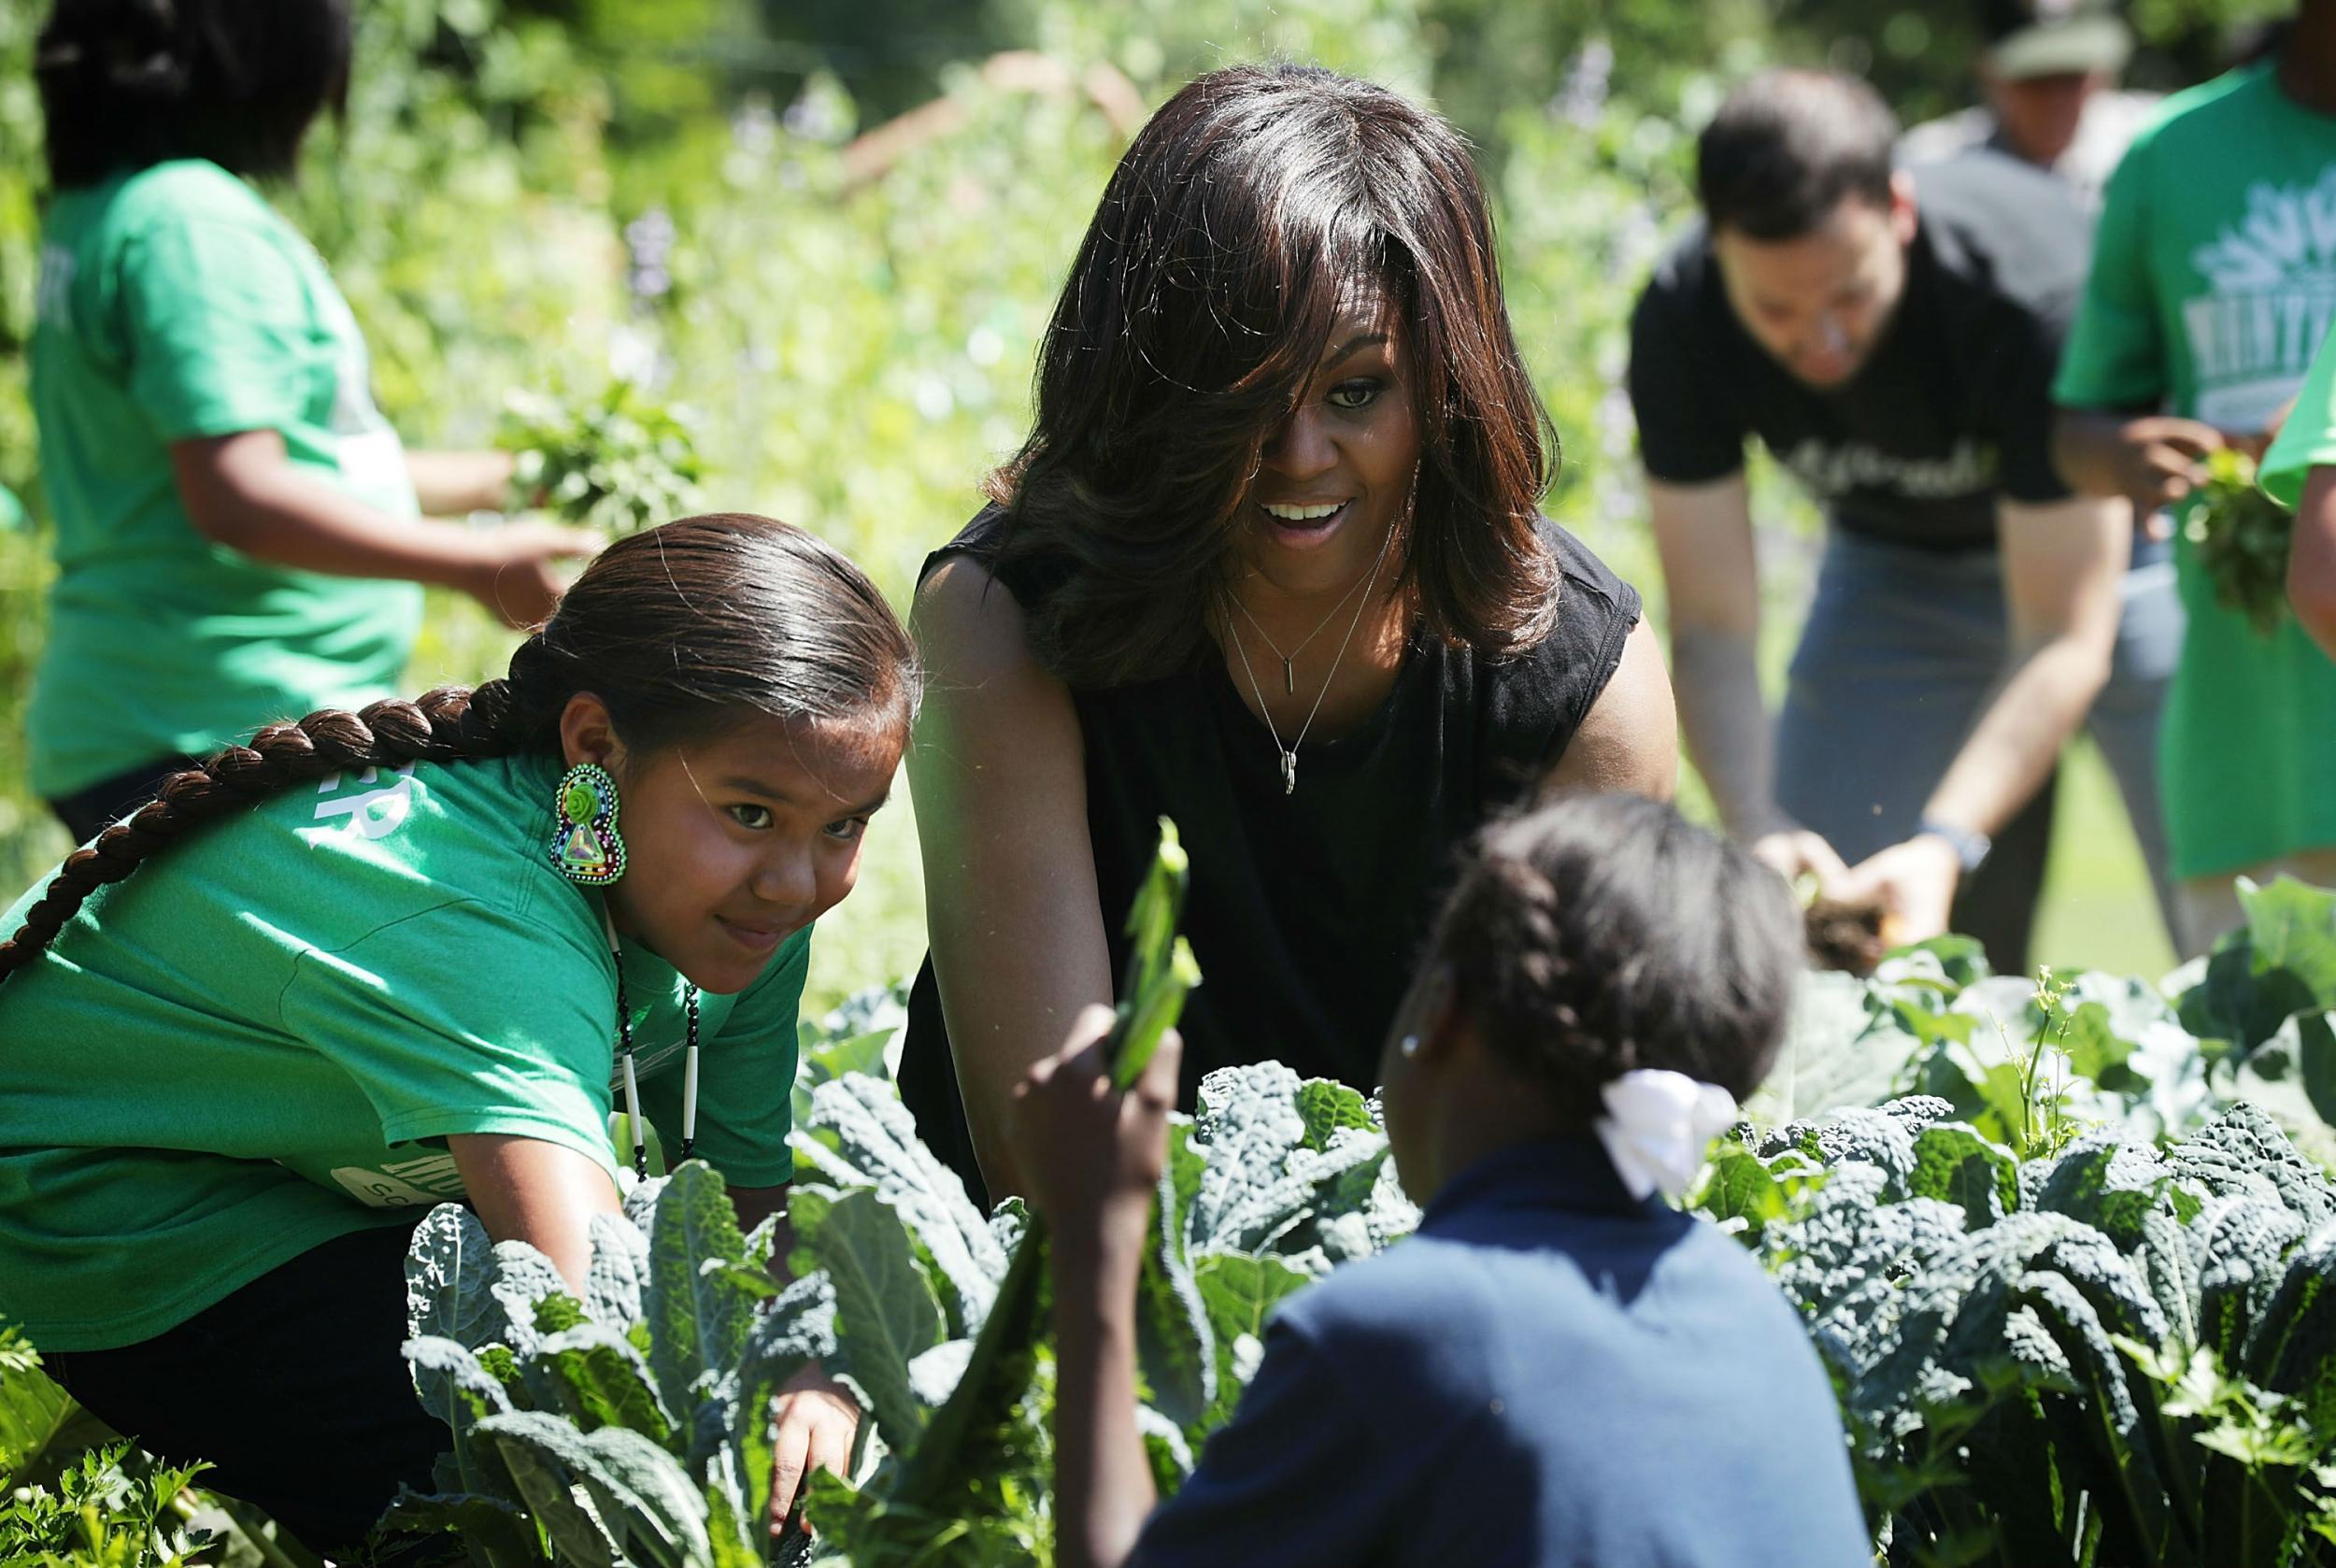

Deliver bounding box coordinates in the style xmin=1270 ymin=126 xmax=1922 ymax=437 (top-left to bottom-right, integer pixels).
xmin=2053 ymin=64 xmax=2336 ymax=879
xmin=0 ymin=750 xmax=809 ymax=1351
xmin=27 ymin=160 xmax=423 ymax=798
xmin=2261 ymin=324 xmax=2336 ymax=508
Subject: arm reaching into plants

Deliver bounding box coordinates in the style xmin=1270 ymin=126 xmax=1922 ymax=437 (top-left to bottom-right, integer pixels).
xmin=1007 ymin=1005 xmax=1184 ymax=1568
xmin=1842 ymin=494 xmax=2125 ymax=938
xmin=170 ymin=429 xmax=599 ymax=628
xmin=404 ymin=449 xmax=520 ymax=517
xmin=909 ymin=555 xmax=1117 ymax=1198
xmin=447 ymin=1133 xmax=621 ymax=1289
xmin=1647 ymin=472 xmax=1849 ymax=888
xmin=732 ymin=1183 xmax=862 ymax=1535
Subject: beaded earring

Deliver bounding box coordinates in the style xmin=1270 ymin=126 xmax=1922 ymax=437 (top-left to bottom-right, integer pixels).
xmin=550 ymin=762 xmax=626 ymax=885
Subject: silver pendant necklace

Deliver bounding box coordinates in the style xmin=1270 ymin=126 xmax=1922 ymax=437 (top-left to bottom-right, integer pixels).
xmin=1231 ymin=545 xmax=1384 ymax=695
xmin=1226 ymin=523 xmax=1395 ymax=796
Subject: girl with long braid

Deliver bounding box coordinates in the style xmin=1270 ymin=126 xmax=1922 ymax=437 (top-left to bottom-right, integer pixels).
xmin=0 ymin=515 xmax=911 ymax=1558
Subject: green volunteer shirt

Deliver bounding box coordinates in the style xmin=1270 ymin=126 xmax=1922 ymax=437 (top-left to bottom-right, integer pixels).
xmin=2053 ymin=64 xmax=2336 ymax=880
xmin=0 ymin=749 xmax=809 ymax=1352
xmin=27 ymin=159 xmax=423 ymax=798
xmin=2262 ymin=325 xmax=2336 ymax=508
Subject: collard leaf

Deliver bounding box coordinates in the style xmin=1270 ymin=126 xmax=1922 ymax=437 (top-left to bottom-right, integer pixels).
xmin=490 ymin=1242 xmax=571 ymax=1356
xmin=406 ymin=1203 xmax=499 ymax=1347
xmin=494 ymin=1422 xmax=621 ymax=1568
xmin=534 ymin=1322 xmax=677 ymax=1447
xmin=791 ymin=1026 xmax=895 ymax=1136
xmin=2055 ymin=1001 xmax=2144 ymax=1094
xmin=406 ymin=1335 xmax=518 ymax=1430
xmin=406 ymin=1336 xmax=526 ymax=1507
xmin=0 ymin=1333 xmax=73 ymax=1481
xmin=906 ymin=1339 xmax=975 ymax=1406
xmin=2239 ymin=877 xmax=2336 ymax=1004
xmin=1897 ymin=934 xmax=1989 ymax=989
xmin=2178 ymin=878 xmax=2336 ymax=1052
xmin=1691 ymin=1140 xmax=1813 ymax=1237
xmin=377 ymin=1489 xmax=539 ymax=1565
xmin=742 ymin=1215 xmax=780 ymax=1276
xmin=730 ymin=1272 xmax=840 ymax=1516
xmin=885 ymin=1216 xmax=1047 ymax=1516
xmin=805 ymin=1187 xmax=947 ymax=1449
xmin=645 ymin=1162 xmax=757 ymax=1418
xmin=1745 ymin=971 xmax=1916 ymax=1125
xmin=1191 ymin=1252 xmax=1313 ymax=1433
xmin=791 ymin=1074 xmax=1004 ymax=1330
xmin=1293 ymin=1080 xmax=1374 ymax=1152
xmin=586 ymin=1211 xmax=650 ymax=1327
xmin=480 ymin=1412 xmax=714 ymax=1568
xmin=1908 ymin=1125 xmax=2017 ymax=1229
xmin=1134 ymin=1162 xmax=1216 ymax=1433
xmin=2296 ymin=1012 xmax=2336 ymax=1127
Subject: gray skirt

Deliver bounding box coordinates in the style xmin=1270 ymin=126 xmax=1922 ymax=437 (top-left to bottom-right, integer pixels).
xmin=1773 ymin=527 xmax=2182 ymax=952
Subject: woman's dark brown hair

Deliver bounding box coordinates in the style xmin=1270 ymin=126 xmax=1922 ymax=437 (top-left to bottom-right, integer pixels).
xmin=990 ymin=63 xmax=1560 ymax=690
xmin=0 ymin=514 xmax=917 ymax=980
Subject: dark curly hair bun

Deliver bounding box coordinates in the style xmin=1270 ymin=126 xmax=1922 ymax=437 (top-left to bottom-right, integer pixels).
xmin=1431 ymin=792 xmax=1805 ymax=1124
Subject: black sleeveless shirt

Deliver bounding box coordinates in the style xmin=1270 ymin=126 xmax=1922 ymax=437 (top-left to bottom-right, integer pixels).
xmin=902 ymin=507 xmax=1644 ymax=1203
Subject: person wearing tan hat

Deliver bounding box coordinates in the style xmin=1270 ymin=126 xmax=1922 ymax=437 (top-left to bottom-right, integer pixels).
xmin=1902 ymin=0 xmax=2158 ymax=207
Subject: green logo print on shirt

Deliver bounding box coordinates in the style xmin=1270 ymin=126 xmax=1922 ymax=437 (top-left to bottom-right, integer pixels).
xmin=2184 ymin=169 xmax=2336 ymax=428
xmin=296 ymin=762 xmax=449 ymax=1207
xmin=330 ymin=1151 xmax=468 ymax=1207
xmin=306 ymin=763 xmax=421 ymax=840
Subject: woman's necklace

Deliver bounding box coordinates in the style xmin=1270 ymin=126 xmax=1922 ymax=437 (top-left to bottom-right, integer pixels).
xmin=604 ymin=900 xmax=701 ymax=1177
xmin=1230 ymin=544 xmax=1384 ymax=695
xmin=1226 ymin=522 xmax=1396 ymax=796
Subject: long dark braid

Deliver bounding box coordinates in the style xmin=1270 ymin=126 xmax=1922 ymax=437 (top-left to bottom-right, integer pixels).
xmin=0 ymin=512 xmax=916 ymax=985
xmin=0 ymin=674 xmax=553 ymax=981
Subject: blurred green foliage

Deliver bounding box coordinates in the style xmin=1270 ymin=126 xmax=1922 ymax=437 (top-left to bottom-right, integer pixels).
xmin=0 ymin=0 xmax=2283 ymax=994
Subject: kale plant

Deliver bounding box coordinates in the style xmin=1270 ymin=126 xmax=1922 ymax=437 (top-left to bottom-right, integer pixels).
xmin=388 ymin=1058 xmax=1418 ymax=1568
xmin=1709 ymin=1098 xmax=2336 ymax=1566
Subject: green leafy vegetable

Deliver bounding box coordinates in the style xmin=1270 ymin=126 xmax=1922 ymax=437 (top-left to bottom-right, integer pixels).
xmin=499 ymin=380 xmax=705 ymax=536
xmin=2187 ymin=447 xmax=2293 ymax=638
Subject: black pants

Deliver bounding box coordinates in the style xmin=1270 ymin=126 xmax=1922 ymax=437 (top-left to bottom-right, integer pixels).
xmin=46 ymin=1221 xmax=446 ymax=1561
xmin=47 ymin=755 xmax=197 ymax=844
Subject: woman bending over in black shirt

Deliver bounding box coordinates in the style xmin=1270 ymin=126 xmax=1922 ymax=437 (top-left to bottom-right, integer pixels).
xmin=905 ymin=63 xmax=1676 ymax=1203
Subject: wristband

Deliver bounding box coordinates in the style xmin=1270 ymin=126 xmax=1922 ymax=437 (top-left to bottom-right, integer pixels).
xmin=1917 ymin=818 xmax=1990 ymax=874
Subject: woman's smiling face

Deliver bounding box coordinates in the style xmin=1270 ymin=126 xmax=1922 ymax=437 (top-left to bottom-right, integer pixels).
xmin=563 ymin=697 xmax=904 ymax=995
xmin=1240 ymin=285 xmax=1423 ymax=598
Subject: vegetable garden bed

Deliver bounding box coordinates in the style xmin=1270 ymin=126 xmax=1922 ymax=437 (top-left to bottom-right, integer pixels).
xmin=11 ymin=878 xmax=2336 ymax=1566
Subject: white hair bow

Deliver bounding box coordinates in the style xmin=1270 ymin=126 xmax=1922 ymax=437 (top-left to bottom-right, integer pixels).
xmin=1595 ymin=1069 xmax=1740 ymax=1201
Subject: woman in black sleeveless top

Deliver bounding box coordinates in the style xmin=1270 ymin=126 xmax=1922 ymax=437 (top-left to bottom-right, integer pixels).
xmin=905 ymin=64 xmax=1675 ymax=1205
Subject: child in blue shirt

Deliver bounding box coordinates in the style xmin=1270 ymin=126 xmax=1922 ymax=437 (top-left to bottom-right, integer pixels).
xmin=1008 ymin=792 xmax=1872 ymax=1568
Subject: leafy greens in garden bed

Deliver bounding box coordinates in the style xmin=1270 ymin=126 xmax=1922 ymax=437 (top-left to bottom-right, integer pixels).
xmin=1719 ymin=1096 xmax=2336 ymax=1565
xmin=392 ymin=1059 xmax=1417 ymax=1568
xmin=1755 ymin=877 xmax=2336 ymax=1164
xmin=390 ymin=877 xmax=2336 ymax=1567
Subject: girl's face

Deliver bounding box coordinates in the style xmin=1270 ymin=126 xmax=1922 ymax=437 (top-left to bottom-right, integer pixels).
xmin=1240 ymin=286 xmax=1424 ymax=598
xmin=571 ymin=702 xmax=905 ymax=995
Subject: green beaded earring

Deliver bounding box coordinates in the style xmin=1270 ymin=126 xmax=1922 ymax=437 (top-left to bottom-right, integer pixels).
xmin=550 ymin=762 xmax=626 ymax=885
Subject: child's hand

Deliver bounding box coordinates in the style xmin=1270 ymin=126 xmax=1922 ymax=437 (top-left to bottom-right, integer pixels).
xmin=767 ymin=1361 xmax=859 ymax=1537
xmin=1007 ymin=1004 xmax=1183 ymax=1242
